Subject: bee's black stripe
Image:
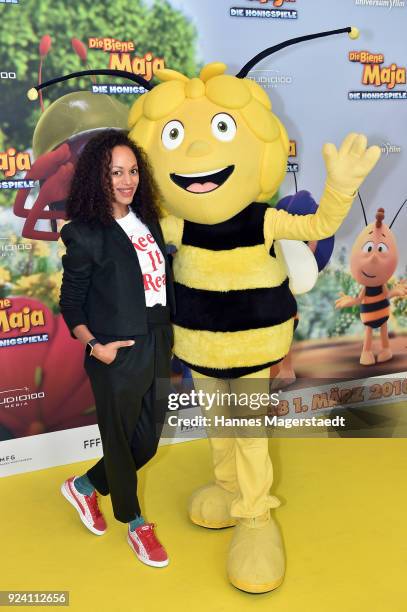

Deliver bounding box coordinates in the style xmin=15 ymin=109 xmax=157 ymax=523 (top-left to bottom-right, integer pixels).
xmin=182 ymin=203 xmax=269 ymax=250
xmin=360 ymin=299 xmax=390 ymax=313
xmin=364 ymin=316 xmax=389 ymax=329
xmin=365 ymin=286 xmax=383 ymax=297
xmin=181 ymin=357 xmax=284 ymax=379
xmin=173 ymin=278 xmax=297 ymax=332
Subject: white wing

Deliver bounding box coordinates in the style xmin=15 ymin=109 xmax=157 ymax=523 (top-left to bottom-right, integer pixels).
xmin=275 ymin=239 xmax=319 ymax=295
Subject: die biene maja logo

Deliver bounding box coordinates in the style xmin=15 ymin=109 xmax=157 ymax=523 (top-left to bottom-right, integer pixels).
xmin=88 ymin=37 xmax=164 ymax=96
xmin=0 ymin=298 xmax=49 ymax=347
xmin=348 ymin=50 xmax=407 ymax=100
xmin=0 ymin=148 xmax=38 ymax=190
xmin=230 ymin=0 xmax=297 ymax=19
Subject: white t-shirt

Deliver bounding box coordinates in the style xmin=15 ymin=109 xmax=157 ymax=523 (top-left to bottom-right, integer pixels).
xmin=115 ymin=210 xmax=166 ymax=307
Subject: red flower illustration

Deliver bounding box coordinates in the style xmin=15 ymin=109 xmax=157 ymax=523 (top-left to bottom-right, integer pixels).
xmin=71 ymin=38 xmax=87 ymax=63
xmin=0 ymin=297 xmax=96 ymax=440
xmin=39 ymin=35 xmax=52 ymax=58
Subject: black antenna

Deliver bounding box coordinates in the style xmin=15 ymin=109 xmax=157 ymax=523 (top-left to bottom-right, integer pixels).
xmin=292 ymin=170 xmax=298 ymax=194
xmin=389 ymin=197 xmax=407 ymax=229
xmin=29 ymin=27 xmax=357 ymax=98
xmin=27 ymin=69 xmax=152 ymax=100
xmin=358 ymin=192 xmax=368 ymax=227
xmin=236 ymin=27 xmax=354 ymax=78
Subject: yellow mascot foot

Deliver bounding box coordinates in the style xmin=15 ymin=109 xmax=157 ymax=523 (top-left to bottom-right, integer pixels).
xmin=188 ymin=483 xmax=238 ymax=529
xmin=227 ymin=513 xmax=285 ymax=593
xmin=377 ymin=348 xmax=392 ymax=363
xmin=360 ymin=350 xmax=375 ymax=366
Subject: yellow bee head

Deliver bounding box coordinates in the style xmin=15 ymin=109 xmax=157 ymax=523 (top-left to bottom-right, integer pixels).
xmin=128 ymin=63 xmax=289 ymax=224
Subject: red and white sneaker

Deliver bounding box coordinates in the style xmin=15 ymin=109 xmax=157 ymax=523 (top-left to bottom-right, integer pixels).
xmin=61 ymin=477 xmax=107 ymax=536
xmin=127 ymin=523 xmax=169 ymax=567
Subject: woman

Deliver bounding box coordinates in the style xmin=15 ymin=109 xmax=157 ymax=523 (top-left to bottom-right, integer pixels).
xmin=59 ymin=130 xmax=175 ymax=568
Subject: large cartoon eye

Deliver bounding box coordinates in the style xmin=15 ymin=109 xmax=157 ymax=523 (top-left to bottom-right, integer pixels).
xmin=162 ymin=120 xmax=185 ymax=150
xmin=211 ymin=113 xmax=237 ymax=142
xmin=377 ymin=242 xmax=389 ymax=253
xmin=362 ymin=241 xmax=374 ymax=253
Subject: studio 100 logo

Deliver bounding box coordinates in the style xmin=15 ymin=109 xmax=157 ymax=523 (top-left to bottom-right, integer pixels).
xmin=0 ymin=71 xmax=16 ymax=79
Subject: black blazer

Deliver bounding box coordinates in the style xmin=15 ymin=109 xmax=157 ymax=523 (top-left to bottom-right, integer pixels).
xmin=59 ymin=216 xmax=175 ymax=338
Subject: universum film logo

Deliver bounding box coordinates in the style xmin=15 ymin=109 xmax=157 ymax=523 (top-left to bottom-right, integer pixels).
xmin=355 ymin=0 xmax=405 ymax=8
xmin=380 ymin=142 xmax=401 ymax=155
xmin=89 ymin=37 xmax=164 ymax=96
xmin=0 ymin=0 xmax=19 ymax=4
xmin=348 ymin=50 xmax=407 ymax=101
xmin=230 ymin=0 xmax=298 ymax=20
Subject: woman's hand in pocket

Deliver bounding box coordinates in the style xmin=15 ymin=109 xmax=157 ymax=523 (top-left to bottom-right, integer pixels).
xmin=92 ymin=340 xmax=135 ymax=364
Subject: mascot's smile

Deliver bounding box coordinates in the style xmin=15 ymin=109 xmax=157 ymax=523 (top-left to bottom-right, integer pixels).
xmin=170 ymin=165 xmax=234 ymax=193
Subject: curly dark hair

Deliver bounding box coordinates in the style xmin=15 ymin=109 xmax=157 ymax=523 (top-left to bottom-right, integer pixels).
xmin=66 ymin=129 xmax=161 ymax=225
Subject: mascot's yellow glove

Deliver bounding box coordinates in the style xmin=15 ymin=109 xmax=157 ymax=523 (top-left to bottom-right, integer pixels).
xmin=269 ymin=133 xmax=381 ymax=243
xmin=323 ymin=132 xmax=381 ymax=196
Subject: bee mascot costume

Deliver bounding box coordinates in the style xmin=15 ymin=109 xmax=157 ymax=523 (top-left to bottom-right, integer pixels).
xmin=30 ymin=27 xmax=381 ymax=593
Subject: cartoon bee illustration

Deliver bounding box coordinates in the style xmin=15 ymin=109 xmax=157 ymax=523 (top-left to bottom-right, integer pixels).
xmin=16 ymin=36 xmax=149 ymax=240
xmin=28 ymin=26 xmax=381 ymax=594
xmin=335 ymin=199 xmax=407 ymax=365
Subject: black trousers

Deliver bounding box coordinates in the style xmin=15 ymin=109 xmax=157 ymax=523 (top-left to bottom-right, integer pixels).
xmin=84 ymin=306 xmax=173 ymax=523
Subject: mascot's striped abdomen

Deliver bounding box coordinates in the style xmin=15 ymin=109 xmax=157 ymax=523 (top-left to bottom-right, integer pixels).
xmin=360 ymin=285 xmax=390 ymax=329
xmin=171 ymin=203 xmax=297 ymax=378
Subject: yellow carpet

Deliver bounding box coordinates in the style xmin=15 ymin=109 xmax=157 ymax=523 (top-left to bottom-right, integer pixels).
xmin=1 ymin=438 xmax=406 ymax=612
